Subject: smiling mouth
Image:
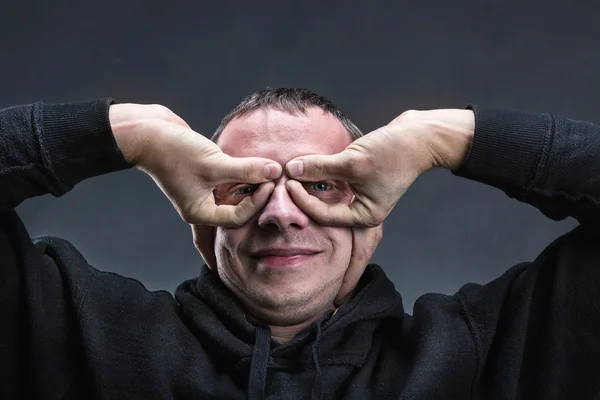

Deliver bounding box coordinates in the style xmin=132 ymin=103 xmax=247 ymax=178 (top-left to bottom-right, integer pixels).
xmin=251 ymin=249 xmax=320 ymax=268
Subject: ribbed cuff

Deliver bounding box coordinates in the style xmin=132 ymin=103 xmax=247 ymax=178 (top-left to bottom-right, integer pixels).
xmin=452 ymin=105 xmax=551 ymax=197
xmin=41 ymin=98 xmax=132 ymax=190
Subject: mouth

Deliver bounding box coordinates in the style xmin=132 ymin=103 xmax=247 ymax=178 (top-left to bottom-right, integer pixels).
xmin=250 ymin=248 xmax=321 ymax=268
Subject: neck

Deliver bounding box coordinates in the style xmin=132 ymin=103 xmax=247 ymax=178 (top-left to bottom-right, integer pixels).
xmin=247 ymin=304 xmax=336 ymax=344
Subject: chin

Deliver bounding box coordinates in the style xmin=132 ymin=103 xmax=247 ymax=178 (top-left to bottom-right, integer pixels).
xmin=249 ymin=301 xmax=334 ymax=326
xmin=242 ymin=281 xmax=340 ymax=326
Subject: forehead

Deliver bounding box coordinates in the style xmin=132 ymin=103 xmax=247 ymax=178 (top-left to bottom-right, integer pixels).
xmin=217 ymin=107 xmax=352 ymax=163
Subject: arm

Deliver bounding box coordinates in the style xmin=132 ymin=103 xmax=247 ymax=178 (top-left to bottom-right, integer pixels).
xmin=283 ymin=106 xmax=600 ymax=304
xmin=453 ymin=106 xmax=600 ymax=224
xmin=0 ymin=99 xmax=281 ymax=396
xmin=453 ymin=108 xmax=600 ymax=397
xmin=285 ymin=105 xmax=600 ymax=226
xmin=0 ymin=98 xmax=131 ymax=397
xmin=0 ymin=99 xmax=131 ymax=211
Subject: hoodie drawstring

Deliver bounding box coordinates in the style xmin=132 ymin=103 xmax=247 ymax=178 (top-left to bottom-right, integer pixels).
xmin=248 ymin=318 xmax=327 ymax=400
xmin=310 ymin=320 xmax=324 ymax=400
xmin=248 ymin=326 xmax=271 ymax=400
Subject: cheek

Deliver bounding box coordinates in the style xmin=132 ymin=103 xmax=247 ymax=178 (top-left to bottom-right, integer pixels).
xmin=214 ymin=227 xmax=246 ymax=262
xmin=323 ymin=227 xmax=353 ymax=267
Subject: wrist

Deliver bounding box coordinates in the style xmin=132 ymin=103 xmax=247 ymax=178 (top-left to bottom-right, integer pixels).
xmin=111 ymin=119 xmax=157 ymax=167
xmin=111 ymin=119 xmax=145 ymax=165
xmin=109 ymin=103 xmax=188 ymax=165
xmin=426 ymin=109 xmax=475 ymax=170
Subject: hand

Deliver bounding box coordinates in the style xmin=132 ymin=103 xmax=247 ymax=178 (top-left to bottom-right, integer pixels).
xmin=284 ymin=109 xmax=475 ymax=227
xmin=334 ymin=225 xmax=383 ymax=306
xmin=285 ymin=109 xmax=474 ymax=301
xmin=109 ymin=104 xmax=283 ymax=227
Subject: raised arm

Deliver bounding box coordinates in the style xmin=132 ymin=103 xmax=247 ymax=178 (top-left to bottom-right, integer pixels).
xmin=284 ymin=106 xmax=600 ymax=226
xmin=0 ymin=98 xmax=283 ymax=398
xmin=0 ymin=99 xmax=283 ymax=225
xmin=0 ymin=99 xmax=129 ymax=211
xmin=282 ymin=106 xmax=600 ymax=303
xmin=453 ymin=106 xmax=600 ymax=224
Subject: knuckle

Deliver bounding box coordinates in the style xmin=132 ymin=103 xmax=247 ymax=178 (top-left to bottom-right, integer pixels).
xmin=180 ymin=211 xmax=194 ymax=224
xmin=244 ymin=162 xmax=260 ymax=182
xmin=307 ymin=158 xmax=325 ymax=178
xmin=310 ymin=209 xmax=330 ymax=225
xmin=150 ymin=104 xmax=174 ymax=120
xmin=161 ymin=105 xmax=176 ymax=119
xmin=361 ymin=210 xmax=384 ymax=227
xmin=375 ymin=227 xmax=384 ymax=241
xmin=179 ymin=203 xmax=201 ymax=224
xmin=397 ymin=109 xmax=419 ymax=121
xmin=183 ymin=210 xmax=202 ymax=225
xmin=232 ymin=208 xmax=252 ymax=228
xmin=347 ymin=154 xmax=373 ymax=177
xmin=373 ymin=210 xmax=386 ymax=225
xmin=366 ymin=220 xmax=379 ymax=228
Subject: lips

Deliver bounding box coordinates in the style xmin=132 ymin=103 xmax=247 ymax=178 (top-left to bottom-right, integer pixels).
xmin=252 ymin=248 xmax=319 ymax=257
xmin=250 ymin=248 xmax=320 ymax=268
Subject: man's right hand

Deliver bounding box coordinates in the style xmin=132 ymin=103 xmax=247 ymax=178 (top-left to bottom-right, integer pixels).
xmin=109 ymin=103 xmax=282 ymax=227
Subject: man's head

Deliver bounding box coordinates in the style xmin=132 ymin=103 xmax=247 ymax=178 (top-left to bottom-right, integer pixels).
xmin=206 ymin=88 xmax=363 ymax=326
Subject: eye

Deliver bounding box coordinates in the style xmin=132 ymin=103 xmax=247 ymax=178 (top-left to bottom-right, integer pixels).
xmin=311 ymin=182 xmax=333 ymax=191
xmin=233 ymin=184 xmax=259 ymax=196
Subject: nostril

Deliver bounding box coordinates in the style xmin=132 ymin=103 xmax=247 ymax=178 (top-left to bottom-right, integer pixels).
xmin=289 ymin=221 xmax=305 ymax=229
xmin=258 ymin=208 xmax=310 ymax=231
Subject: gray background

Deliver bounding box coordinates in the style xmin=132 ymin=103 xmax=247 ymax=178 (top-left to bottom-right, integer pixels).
xmin=2 ymin=0 xmax=592 ymax=312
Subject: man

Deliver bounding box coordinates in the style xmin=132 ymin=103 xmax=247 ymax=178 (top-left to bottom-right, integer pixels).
xmin=1 ymin=88 xmax=599 ymax=399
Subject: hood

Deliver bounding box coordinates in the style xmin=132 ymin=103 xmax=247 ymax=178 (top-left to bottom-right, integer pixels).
xmin=174 ymin=264 xmax=405 ymax=399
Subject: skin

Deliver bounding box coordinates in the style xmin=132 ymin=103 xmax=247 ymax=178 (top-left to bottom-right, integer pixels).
xmin=112 ymin=103 xmax=473 ymax=343
xmin=214 ymin=107 xmax=355 ymax=342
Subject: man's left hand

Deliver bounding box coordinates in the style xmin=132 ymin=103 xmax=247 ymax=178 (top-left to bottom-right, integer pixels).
xmin=334 ymin=225 xmax=383 ymax=306
xmin=285 ymin=109 xmax=475 ymax=303
xmin=285 ymin=109 xmax=475 ymax=227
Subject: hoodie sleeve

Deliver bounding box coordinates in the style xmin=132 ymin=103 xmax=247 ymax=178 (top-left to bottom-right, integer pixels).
xmin=453 ymin=106 xmax=600 ymax=225
xmin=0 ymin=99 xmax=132 ymax=397
xmin=0 ymin=99 xmax=132 ymax=211
xmin=453 ymin=107 xmax=600 ymax=397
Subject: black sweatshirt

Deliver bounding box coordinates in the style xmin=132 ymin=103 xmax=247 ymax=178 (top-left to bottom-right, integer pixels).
xmin=1 ymin=99 xmax=599 ymax=400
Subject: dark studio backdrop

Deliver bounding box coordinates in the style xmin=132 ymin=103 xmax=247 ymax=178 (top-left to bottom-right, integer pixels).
xmin=1 ymin=1 xmax=595 ymax=313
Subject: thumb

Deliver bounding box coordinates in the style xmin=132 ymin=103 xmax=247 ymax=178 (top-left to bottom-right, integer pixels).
xmin=285 ymin=152 xmax=354 ymax=182
xmin=212 ymin=155 xmax=283 ymax=185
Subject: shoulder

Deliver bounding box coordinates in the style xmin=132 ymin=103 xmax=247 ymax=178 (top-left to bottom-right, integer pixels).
xmin=32 ymin=234 xmax=177 ymax=313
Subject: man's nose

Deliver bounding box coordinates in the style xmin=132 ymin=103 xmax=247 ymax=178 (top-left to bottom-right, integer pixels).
xmin=257 ymin=177 xmax=310 ymax=231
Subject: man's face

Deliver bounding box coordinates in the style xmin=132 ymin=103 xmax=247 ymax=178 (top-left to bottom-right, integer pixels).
xmin=214 ymin=107 xmax=354 ymax=325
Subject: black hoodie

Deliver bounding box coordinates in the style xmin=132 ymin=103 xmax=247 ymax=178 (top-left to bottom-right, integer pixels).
xmin=1 ymin=99 xmax=599 ymax=399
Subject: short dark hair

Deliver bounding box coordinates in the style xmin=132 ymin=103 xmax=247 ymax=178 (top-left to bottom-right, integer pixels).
xmin=211 ymin=87 xmax=363 ymax=143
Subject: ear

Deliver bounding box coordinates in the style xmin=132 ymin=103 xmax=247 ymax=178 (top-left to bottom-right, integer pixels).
xmin=191 ymin=224 xmax=217 ymax=270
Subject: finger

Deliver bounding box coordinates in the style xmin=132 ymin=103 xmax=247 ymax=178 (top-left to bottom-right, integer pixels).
xmin=190 ymin=182 xmax=274 ymax=269
xmin=334 ymin=224 xmax=383 ymax=306
xmin=285 ymin=152 xmax=355 ymax=182
xmin=389 ymin=109 xmax=421 ymax=124
xmin=168 ymin=112 xmax=191 ymax=129
xmin=198 ymin=182 xmax=275 ymax=227
xmin=191 ymin=224 xmax=216 ymax=270
xmin=229 ymin=181 xmax=275 ymax=223
xmin=285 ymin=180 xmax=354 ymax=225
xmin=286 ymin=180 xmax=376 ymax=227
xmin=212 ymin=155 xmax=282 ymax=185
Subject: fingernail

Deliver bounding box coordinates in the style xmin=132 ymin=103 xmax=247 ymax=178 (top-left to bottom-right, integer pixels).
xmin=264 ymin=163 xmax=282 ymax=179
xmin=287 ymin=160 xmax=304 ymax=177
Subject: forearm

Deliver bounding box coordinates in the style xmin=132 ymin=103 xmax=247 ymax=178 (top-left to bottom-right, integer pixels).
xmin=453 ymin=106 xmax=600 ymax=224
xmin=0 ymin=99 xmax=131 ymax=211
